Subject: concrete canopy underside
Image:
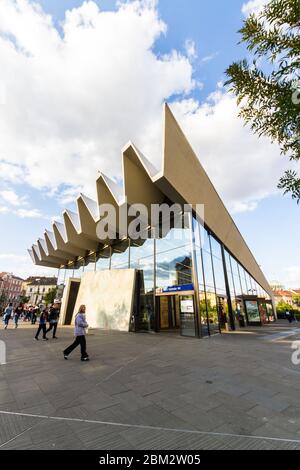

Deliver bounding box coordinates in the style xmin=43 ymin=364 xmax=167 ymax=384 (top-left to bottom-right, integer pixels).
xmin=29 ymin=104 xmax=271 ymax=295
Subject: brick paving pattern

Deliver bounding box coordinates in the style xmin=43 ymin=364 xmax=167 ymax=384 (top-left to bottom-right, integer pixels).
xmin=0 ymin=321 xmax=300 ymax=449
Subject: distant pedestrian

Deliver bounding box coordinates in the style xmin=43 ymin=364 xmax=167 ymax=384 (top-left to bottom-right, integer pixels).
xmin=63 ymin=305 xmax=89 ymax=361
xmin=31 ymin=306 xmax=38 ymax=325
xmin=14 ymin=303 xmax=23 ymax=328
xmin=291 ymin=311 xmax=296 ymax=322
xmin=3 ymin=303 xmax=13 ymax=329
xmin=286 ymin=310 xmax=292 ymax=324
xmin=34 ymin=309 xmax=48 ymax=340
xmin=46 ymin=304 xmax=60 ymax=339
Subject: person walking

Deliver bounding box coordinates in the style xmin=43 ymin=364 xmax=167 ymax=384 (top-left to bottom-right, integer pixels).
xmin=32 ymin=306 xmax=39 ymax=324
xmin=14 ymin=303 xmax=23 ymax=328
xmin=63 ymin=305 xmax=89 ymax=361
xmin=3 ymin=303 xmax=13 ymax=329
xmin=34 ymin=308 xmax=48 ymax=340
xmin=286 ymin=310 xmax=292 ymax=324
xmin=46 ymin=304 xmax=60 ymax=339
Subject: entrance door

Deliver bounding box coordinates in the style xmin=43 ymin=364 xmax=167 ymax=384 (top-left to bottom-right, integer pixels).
xmin=64 ymin=281 xmax=80 ymax=325
xmin=159 ymin=295 xmax=180 ymax=331
xmin=217 ymin=296 xmax=229 ymax=331
xmin=158 ymin=294 xmax=197 ymax=337
xmin=179 ymin=295 xmax=196 ymax=337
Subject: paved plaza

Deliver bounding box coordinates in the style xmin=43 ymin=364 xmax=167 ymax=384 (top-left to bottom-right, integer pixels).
xmin=1 ymin=321 xmax=300 ymax=450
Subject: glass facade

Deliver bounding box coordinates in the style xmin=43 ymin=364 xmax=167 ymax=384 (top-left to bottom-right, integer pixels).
xmin=58 ymin=211 xmax=274 ymax=336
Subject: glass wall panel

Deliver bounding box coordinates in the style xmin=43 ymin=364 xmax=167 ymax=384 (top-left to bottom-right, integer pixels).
xmin=193 ymin=217 xmax=209 ymax=336
xmin=230 ymin=257 xmax=242 ymax=296
xmin=57 ymin=268 xmax=66 ymax=286
xmin=84 ymin=253 xmax=97 ymax=273
xmin=156 ymin=227 xmax=192 ymax=290
xmin=211 ymin=256 xmax=226 ymax=295
xmin=111 ymin=240 xmax=129 ymax=269
xmin=202 ymin=248 xmax=215 ymax=293
xmin=206 ymin=291 xmax=219 ymax=334
xmin=96 ymin=246 xmax=111 ymax=271
xmin=202 ymin=230 xmax=219 ymax=334
xmin=238 ymin=264 xmax=248 ymax=295
xmin=130 ymin=237 xmax=155 ymax=332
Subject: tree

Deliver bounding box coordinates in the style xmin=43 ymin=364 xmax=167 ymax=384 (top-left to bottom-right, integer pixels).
xmin=0 ymin=293 xmax=7 ymax=308
xmin=277 ymin=299 xmax=293 ymax=311
xmin=19 ymin=295 xmax=30 ymax=305
xmin=293 ymin=295 xmax=300 ymax=307
xmin=226 ymin=0 xmax=300 ymax=202
xmin=44 ymin=288 xmax=58 ymax=306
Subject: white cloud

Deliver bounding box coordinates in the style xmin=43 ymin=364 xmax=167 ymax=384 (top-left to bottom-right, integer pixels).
xmin=0 ymin=206 xmax=9 ymax=214
xmin=0 ymin=187 xmax=50 ymax=218
xmin=282 ymin=267 xmax=300 ymax=289
xmin=0 ymin=0 xmax=289 ymax=218
xmin=200 ymin=52 xmax=219 ymax=64
xmin=242 ymin=0 xmax=270 ymax=16
xmin=169 ymin=90 xmax=288 ymax=213
xmin=0 ymin=0 xmax=193 ymax=197
xmin=0 ymin=253 xmax=54 ymax=279
xmin=0 ymin=189 xmax=27 ymax=206
xmin=185 ymin=39 xmax=197 ymax=60
xmin=14 ymin=208 xmax=42 ymax=218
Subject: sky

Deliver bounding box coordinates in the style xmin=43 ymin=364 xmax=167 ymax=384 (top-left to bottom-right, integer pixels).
xmin=0 ymin=0 xmax=299 ymax=288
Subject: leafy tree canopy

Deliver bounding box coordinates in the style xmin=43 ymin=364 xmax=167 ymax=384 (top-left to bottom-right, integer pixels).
xmin=226 ymin=0 xmax=300 ymax=202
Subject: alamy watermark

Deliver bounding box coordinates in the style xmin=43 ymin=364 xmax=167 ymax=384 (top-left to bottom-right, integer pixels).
xmin=95 ymin=202 xmax=205 ymax=243
xmin=291 ymin=341 xmax=300 ymax=366
xmin=0 ymin=340 xmax=6 ymax=365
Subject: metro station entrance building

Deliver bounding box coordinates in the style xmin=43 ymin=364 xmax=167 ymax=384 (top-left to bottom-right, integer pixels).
xmin=29 ymin=104 xmax=275 ymax=339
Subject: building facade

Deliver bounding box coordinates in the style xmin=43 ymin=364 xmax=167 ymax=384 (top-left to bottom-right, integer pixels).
xmin=23 ymin=276 xmax=58 ymax=306
xmin=272 ymin=288 xmax=300 ymax=310
xmin=29 ymin=104 xmax=275 ymax=337
xmin=0 ymin=272 xmax=24 ymax=308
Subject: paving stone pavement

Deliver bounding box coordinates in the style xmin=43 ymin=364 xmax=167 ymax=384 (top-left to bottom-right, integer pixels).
xmin=1 ymin=321 xmax=300 ymax=450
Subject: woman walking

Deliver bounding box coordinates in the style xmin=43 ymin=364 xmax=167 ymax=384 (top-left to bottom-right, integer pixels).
xmin=63 ymin=305 xmax=89 ymax=361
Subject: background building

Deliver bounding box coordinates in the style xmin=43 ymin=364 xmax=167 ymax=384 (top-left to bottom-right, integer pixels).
xmin=23 ymin=276 xmax=58 ymax=306
xmin=0 ymin=272 xmax=24 ymax=308
xmin=272 ymin=287 xmax=300 ymax=311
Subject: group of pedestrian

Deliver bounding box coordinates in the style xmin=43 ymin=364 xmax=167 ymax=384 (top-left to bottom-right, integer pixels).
xmin=34 ymin=303 xmax=60 ymax=340
xmin=2 ymin=301 xmax=90 ymax=362
xmin=2 ymin=302 xmax=26 ymax=329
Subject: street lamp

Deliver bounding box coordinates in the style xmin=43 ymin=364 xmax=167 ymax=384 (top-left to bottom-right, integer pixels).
xmin=248 ymin=289 xmax=257 ymax=295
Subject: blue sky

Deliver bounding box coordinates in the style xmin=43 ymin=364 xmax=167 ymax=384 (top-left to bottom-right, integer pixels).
xmin=0 ymin=0 xmax=299 ymax=287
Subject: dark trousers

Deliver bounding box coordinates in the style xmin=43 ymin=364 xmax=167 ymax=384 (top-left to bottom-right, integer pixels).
xmin=35 ymin=324 xmax=47 ymax=339
xmin=64 ymin=336 xmax=88 ymax=359
xmin=46 ymin=322 xmax=58 ymax=337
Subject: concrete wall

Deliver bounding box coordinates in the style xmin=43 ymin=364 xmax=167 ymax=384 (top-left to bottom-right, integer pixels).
xmin=72 ymin=269 xmax=136 ymax=331
xmin=59 ymin=277 xmax=81 ymax=325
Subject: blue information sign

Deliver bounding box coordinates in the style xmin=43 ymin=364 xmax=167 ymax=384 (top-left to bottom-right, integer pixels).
xmin=162 ymin=284 xmax=194 ymax=294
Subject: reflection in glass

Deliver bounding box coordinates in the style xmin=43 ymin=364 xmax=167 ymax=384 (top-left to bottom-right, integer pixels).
xmin=156 ymin=227 xmax=192 ymax=289
xmin=131 ymin=238 xmax=155 ymax=332
xmin=206 ymin=292 xmax=219 ymax=335
xmin=111 ymin=240 xmax=129 ymax=269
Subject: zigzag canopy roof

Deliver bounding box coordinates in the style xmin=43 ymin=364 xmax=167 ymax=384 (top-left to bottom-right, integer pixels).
xmin=29 ymin=104 xmax=272 ymax=295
